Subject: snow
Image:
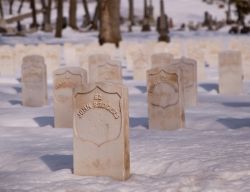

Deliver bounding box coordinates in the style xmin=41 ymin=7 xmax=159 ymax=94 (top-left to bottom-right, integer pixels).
xmin=0 ymin=0 xmax=250 ymax=191
xmin=0 ymin=59 xmax=250 ymax=191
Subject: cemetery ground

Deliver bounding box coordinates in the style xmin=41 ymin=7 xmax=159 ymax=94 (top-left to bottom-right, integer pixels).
xmin=0 ymin=34 xmax=250 ymax=191
xmin=0 ymin=0 xmax=250 ymax=190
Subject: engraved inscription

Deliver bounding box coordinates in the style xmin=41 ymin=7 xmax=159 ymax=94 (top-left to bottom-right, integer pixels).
xmin=74 ymin=87 xmax=122 ymax=147
xmin=77 ymin=93 xmax=120 ymax=119
xmin=148 ymin=70 xmax=179 ymax=108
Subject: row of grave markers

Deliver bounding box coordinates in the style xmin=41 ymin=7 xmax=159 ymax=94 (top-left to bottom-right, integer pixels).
xmin=18 ymin=47 xmax=245 ymax=181
xmin=22 ymin=50 xmax=244 ymax=127
xmin=1 ymin=38 xmax=250 ymax=80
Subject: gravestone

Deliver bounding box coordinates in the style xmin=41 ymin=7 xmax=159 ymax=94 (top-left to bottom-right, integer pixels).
xmin=187 ymin=48 xmax=206 ymax=82
xmin=153 ymin=42 xmax=168 ymax=53
xmin=172 ymin=57 xmax=197 ymax=107
xmin=89 ymin=60 xmax=122 ymax=83
xmin=53 ymin=67 xmax=87 ymax=128
xmin=219 ymin=51 xmax=243 ymax=95
xmin=22 ymin=55 xmax=47 ymax=107
xmin=133 ymin=52 xmax=150 ymax=81
xmin=14 ymin=44 xmax=26 ymax=76
xmin=151 ymin=53 xmax=174 ymax=68
xmin=45 ymin=45 xmax=61 ymax=78
xmin=147 ymin=65 xmax=185 ymax=130
xmin=88 ymin=54 xmax=111 ymax=81
xmin=73 ymin=82 xmax=130 ymax=180
xmin=64 ymin=43 xmax=78 ymax=66
xmin=125 ymin=43 xmax=142 ymax=70
xmin=0 ymin=45 xmax=15 ymax=77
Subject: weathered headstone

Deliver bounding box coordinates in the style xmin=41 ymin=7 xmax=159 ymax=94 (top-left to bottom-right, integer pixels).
xmin=125 ymin=43 xmax=142 ymax=70
xmin=53 ymin=67 xmax=87 ymax=128
xmin=133 ymin=52 xmax=150 ymax=81
xmin=147 ymin=65 xmax=185 ymax=130
xmin=172 ymin=57 xmax=197 ymax=107
xmin=0 ymin=45 xmax=15 ymax=77
xmin=187 ymin=47 xmax=206 ymax=82
xmin=64 ymin=43 xmax=78 ymax=66
xmin=219 ymin=51 xmax=243 ymax=95
xmin=151 ymin=53 xmax=174 ymax=68
xmin=73 ymin=82 xmax=130 ymax=180
xmin=45 ymin=45 xmax=61 ymax=78
xmin=22 ymin=55 xmax=47 ymax=107
xmin=153 ymin=42 xmax=168 ymax=54
xmin=14 ymin=44 xmax=26 ymax=74
xmin=89 ymin=59 xmax=122 ymax=83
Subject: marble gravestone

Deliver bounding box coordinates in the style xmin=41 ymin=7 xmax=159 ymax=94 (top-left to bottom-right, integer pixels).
xmin=151 ymin=53 xmax=174 ymax=68
xmin=21 ymin=55 xmax=48 ymax=107
xmin=88 ymin=54 xmax=122 ymax=83
xmin=73 ymin=82 xmax=130 ymax=180
xmin=45 ymin=45 xmax=61 ymax=78
xmin=172 ymin=57 xmax=197 ymax=107
xmin=147 ymin=65 xmax=185 ymax=130
xmin=0 ymin=45 xmax=15 ymax=77
xmin=53 ymin=67 xmax=87 ymax=128
xmin=133 ymin=53 xmax=149 ymax=81
xmin=219 ymin=51 xmax=243 ymax=95
xmin=88 ymin=54 xmax=111 ymax=81
xmin=187 ymin=48 xmax=206 ymax=82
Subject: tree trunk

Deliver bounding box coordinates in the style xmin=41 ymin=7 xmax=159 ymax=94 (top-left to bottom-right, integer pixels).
xmin=82 ymin=0 xmax=91 ymax=27
xmin=157 ymin=0 xmax=170 ymax=42
xmin=142 ymin=0 xmax=151 ymax=31
xmin=0 ymin=0 xmax=4 ymax=18
xmin=236 ymin=4 xmax=245 ymax=27
xmin=9 ymin=0 xmax=15 ymax=15
xmin=128 ymin=0 xmax=134 ymax=25
xmin=45 ymin=0 xmax=52 ymax=30
xmin=42 ymin=0 xmax=53 ymax=31
xmin=30 ymin=0 xmax=38 ymax=28
xmin=16 ymin=0 xmax=25 ymax=31
xmin=69 ymin=0 xmax=78 ymax=29
xmin=92 ymin=0 xmax=100 ymax=30
xmin=99 ymin=0 xmax=121 ymax=46
xmin=40 ymin=0 xmax=46 ymax=29
xmin=55 ymin=0 xmax=63 ymax=37
xmin=226 ymin=0 xmax=232 ymax=24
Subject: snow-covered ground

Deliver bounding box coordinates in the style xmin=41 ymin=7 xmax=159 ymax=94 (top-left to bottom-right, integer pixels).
xmin=1 ymin=62 xmax=250 ymax=191
xmin=1 ymin=0 xmax=250 ymax=191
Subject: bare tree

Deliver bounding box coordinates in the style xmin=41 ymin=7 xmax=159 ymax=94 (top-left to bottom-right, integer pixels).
xmin=82 ymin=0 xmax=91 ymax=27
xmin=30 ymin=0 xmax=38 ymax=28
xmin=142 ymin=0 xmax=151 ymax=31
xmin=128 ymin=0 xmax=134 ymax=25
xmin=55 ymin=0 xmax=63 ymax=37
xmin=0 ymin=0 xmax=4 ymax=18
xmin=40 ymin=0 xmax=52 ymax=31
xmin=157 ymin=0 xmax=170 ymax=42
xmin=9 ymin=0 xmax=15 ymax=15
xmin=69 ymin=0 xmax=78 ymax=29
xmin=16 ymin=0 xmax=25 ymax=32
xmin=99 ymin=0 xmax=121 ymax=46
xmin=92 ymin=0 xmax=100 ymax=30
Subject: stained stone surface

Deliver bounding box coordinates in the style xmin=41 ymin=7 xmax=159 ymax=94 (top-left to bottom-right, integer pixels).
xmin=151 ymin=53 xmax=174 ymax=68
xmin=147 ymin=65 xmax=185 ymax=130
xmin=53 ymin=67 xmax=87 ymax=128
xmin=133 ymin=53 xmax=149 ymax=81
xmin=219 ymin=51 xmax=243 ymax=95
xmin=21 ymin=55 xmax=48 ymax=107
xmin=73 ymin=82 xmax=130 ymax=180
xmin=89 ymin=58 xmax=122 ymax=83
xmin=172 ymin=57 xmax=197 ymax=107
